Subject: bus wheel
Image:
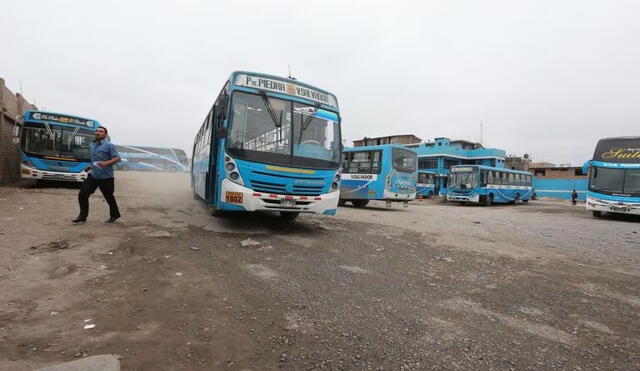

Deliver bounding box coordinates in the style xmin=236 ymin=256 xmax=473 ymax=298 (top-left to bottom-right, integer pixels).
xmin=338 ymin=200 xmax=347 ymax=207
xmin=280 ymin=211 xmax=300 ymax=220
xmin=352 ymin=200 xmax=369 ymax=208
xmin=120 ymin=164 xmax=129 ymax=171
xmin=514 ymin=193 xmax=520 ymax=205
xmin=484 ymin=194 xmax=493 ymax=206
xmin=592 ymin=211 xmax=602 ymax=218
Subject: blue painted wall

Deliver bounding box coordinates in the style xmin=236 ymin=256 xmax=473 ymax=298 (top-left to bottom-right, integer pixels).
xmin=532 ymin=178 xmax=588 ymax=200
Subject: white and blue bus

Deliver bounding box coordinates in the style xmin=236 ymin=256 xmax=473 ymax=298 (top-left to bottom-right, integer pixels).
xmin=114 ymin=145 xmax=189 ymax=172
xmin=446 ymin=165 xmax=534 ymax=205
xmin=19 ymin=110 xmax=98 ymax=182
xmin=339 ymin=145 xmax=417 ymax=208
xmin=585 ymin=137 xmax=640 ymax=217
xmin=192 ymin=71 xmax=342 ymax=220
xmin=416 ymin=170 xmax=438 ymax=199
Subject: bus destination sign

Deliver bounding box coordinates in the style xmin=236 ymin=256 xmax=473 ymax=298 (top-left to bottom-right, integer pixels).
xmin=29 ymin=112 xmax=96 ymax=128
xmin=234 ymin=74 xmax=338 ymax=109
xmin=594 ymin=138 xmax=640 ymax=164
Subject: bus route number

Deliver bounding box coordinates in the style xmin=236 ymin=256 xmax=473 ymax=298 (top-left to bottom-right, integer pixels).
xmin=225 ymin=192 xmax=243 ymax=204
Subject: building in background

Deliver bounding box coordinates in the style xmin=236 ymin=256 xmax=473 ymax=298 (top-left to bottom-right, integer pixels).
xmin=505 ymin=153 xmax=532 ymax=171
xmin=405 ymin=137 xmax=506 ymax=195
xmin=353 ymin=134 xmax=421 ymax=147
xmin=0 ymin=78 xmax=38 ymax=184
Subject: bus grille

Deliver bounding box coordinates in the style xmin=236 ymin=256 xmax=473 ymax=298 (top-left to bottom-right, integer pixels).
xmin=40 ymin=159 xmax=78 ymax=168
xmin=250 ymin=180 xmax=324 ymax=196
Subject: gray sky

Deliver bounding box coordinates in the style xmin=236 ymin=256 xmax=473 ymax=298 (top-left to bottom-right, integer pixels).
xmin=2 ymin=0 xmax=639 ymax=165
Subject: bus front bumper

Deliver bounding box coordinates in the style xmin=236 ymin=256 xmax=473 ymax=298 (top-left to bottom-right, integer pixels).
xmin=220 ymin=178 xmax=339 ymax=214
xmin=447 ymin=193 xmax=480 ymax=203
xmin=21 ymin=164 xmax=88 ymax=182
xmin=383 ymin=190 xmax=416 ymax=201
xmin=586 ymin=196 xmax=640 ymax=215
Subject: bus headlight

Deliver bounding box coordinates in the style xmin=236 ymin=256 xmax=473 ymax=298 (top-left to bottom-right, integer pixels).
xmin=330 ymin=182 xmax=339 ymax=191
xmin=224 ymin=154 xmax=244 ymax=185
xmin=22 ymin=160 xmax=35 ymax=169
xmin=334 ymin=174 xmax=340 ymax=182
xmin=229 ymin=171 xmax=240 ymax=181
xmin=225 ymin=162 xmax=235 ymax=172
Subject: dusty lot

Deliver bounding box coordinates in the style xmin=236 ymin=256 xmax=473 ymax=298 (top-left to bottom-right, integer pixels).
xmin=0 ymin=172 xmax=639 ymax=370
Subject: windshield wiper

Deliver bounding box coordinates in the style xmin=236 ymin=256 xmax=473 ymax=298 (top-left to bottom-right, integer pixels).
xmin=297 ymin=102 xmax=321 ymax=145
xmin=259 ymin=91 xmax=282 ymax=128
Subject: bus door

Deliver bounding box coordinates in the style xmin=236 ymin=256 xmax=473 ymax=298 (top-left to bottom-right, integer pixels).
xmin=208 ymin=84 xmax=230 ymax=206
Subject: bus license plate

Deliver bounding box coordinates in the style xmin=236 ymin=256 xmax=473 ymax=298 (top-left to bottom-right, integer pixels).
xmin=225 ymin=192 xmax=243 ymax=204
xmin=281 ymin=199 xmax=296 ymax=207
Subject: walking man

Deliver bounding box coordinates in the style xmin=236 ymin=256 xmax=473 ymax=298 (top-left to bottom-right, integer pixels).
xmin=571 ymin=189 xmax=578 ymax=205
xmin=72 ymin=126 xmax=122 ymax=223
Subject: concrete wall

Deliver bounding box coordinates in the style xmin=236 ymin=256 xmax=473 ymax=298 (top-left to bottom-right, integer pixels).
xmin=0 ymin=77 xmax=37 ymax=184
xmin=533 ymin=178 xmax=588 ymax=200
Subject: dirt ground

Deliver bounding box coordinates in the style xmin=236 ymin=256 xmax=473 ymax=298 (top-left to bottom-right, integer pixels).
xmin=0 ymin=172 xmax=638 ymax=370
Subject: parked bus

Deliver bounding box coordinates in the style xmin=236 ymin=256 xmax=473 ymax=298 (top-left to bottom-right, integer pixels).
xmin=416 ymin=170 xmax=438 ymax=198
xmin=19 ymin=110 xmax=98 ymax=182
xmin=446 ymin=165 xmax=533 ymax=205
xmin=114 ymin=145 xmax=189 ymax=172
xmin=585 ymin=137 xmax=640 ymax=217
xmin=191 ymin=71 xmax=342 ymax=220
xmin=339 ymin=145 xmax=417 ymax=208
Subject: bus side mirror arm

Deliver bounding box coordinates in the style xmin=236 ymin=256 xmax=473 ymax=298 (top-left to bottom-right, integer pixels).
xmin=12 ymin=114 xmax=24 ymax=143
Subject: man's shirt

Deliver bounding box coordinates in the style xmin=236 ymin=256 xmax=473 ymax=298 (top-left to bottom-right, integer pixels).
xmin=89 ymin=140 xmax=120 ymax=179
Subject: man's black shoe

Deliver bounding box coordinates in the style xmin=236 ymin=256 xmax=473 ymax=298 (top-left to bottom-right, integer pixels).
xmin=106 ymin=216 xmax=120 ymax=223
xmin=71 ymin=217 xmax=86 ymax=223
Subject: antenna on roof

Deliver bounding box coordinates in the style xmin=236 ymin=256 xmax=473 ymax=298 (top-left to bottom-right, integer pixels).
xmin=480 ymin=122 xmax=484 ymax=145
xmin=288 ymin=65 xmax=296 ymax=80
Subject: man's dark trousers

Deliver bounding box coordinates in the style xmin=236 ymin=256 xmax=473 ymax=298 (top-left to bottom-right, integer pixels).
xmin=78 ymin=175 xmax=120 ymax=219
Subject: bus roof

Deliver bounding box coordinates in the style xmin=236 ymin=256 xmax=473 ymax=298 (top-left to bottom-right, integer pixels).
xmin=343 ymin=144 xmax=417 ymax=153
xmin=450 ymin=164 xmax=532 ymax=175
xmin=24 ymin=110 xmax=99 ymax=129
xmin=593 ymin=137 xmax=640 ymax=164
xmin=230 ymin=71 xmax=339 ymax=110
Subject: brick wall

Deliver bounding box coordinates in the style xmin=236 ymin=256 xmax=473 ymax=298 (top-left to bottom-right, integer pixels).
xmin=0 ymin=77 xmax=37 ymax=184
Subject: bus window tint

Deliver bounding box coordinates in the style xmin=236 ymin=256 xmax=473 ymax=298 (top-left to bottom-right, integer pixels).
xmin=392 ymin=148 xmax=417 ymax=173
xmin=590 ymin=167 xmax=625 ymax=193
xmin=228 ymin=92 xmax=292 ymax=155
xmin=624 ymin=169 xmax=640 ymax=194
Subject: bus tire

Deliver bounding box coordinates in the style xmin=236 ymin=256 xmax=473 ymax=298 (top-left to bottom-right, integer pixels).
xmin=484 ymin=193 xmax=493 ymax=206
xmin=514 ymin=193 xmax=520 ymax=205
xmin=280 ymin=211 xmax=300 ymax=220
xmin=592 ymin=211 xmax=602 ymax=218
xmin=338 ymin=200 xmax=347 ymax=207
xmin=351 ymin=200 xmax=369 ymax=208
xmin=120 ymin=164 xmax=129 ymax=171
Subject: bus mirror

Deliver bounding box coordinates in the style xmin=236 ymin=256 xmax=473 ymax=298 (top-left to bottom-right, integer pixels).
xmin=11 ymin=115 xmax=23 ymax=143
xmin=216 ymin=126 xmax=228 ymax=139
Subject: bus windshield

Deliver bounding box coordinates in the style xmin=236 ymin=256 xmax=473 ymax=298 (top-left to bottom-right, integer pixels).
xmin=228 ymin=91 xmax=340 ymax=168
xmin=21 ymin=123 xmax=93 ymax=160
xmin=449 ymin=170 xmax=478 ymax=189
xmin=590 ymin=167 xmax=640 ymax=195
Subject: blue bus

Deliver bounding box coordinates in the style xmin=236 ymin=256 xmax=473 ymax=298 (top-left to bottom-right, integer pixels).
xmin=339 ymin=145 xmax=417 ymax=208
xmin=19 ymin=110 xmax=98 ymax=182
xmin=191 ymin=71 xmax=342 ymax=220
xmin=585 ymin=137 xmax=640 ymax=217
xmin=114 ymin=145 xmax=189 ymax=172
xmin=416 ymin=170 xmax=438 ymax=198
xmin=446 ymin=165 xmax=534 ymax=205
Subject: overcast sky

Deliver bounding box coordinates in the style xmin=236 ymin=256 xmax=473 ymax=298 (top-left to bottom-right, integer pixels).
xmin=2 ymin=0 xmax=639 ymax=165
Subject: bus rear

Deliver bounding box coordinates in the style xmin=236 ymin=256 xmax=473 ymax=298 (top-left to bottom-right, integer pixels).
xmin=586 ymin=137 xmax=640 ymax=217
xmin=416 ymin=170 xmax=437 ymax=198
xmin=192 ymin=71 xmax=342 ymax=219
xmin=340 ymin=145 xmax=417 ymax=208
xmin=19 ymin=111 xmax=97 ymax=182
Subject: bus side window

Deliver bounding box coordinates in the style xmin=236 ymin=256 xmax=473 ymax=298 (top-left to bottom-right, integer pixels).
xmin=371 ymin=151 xmax=381 ymax=173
